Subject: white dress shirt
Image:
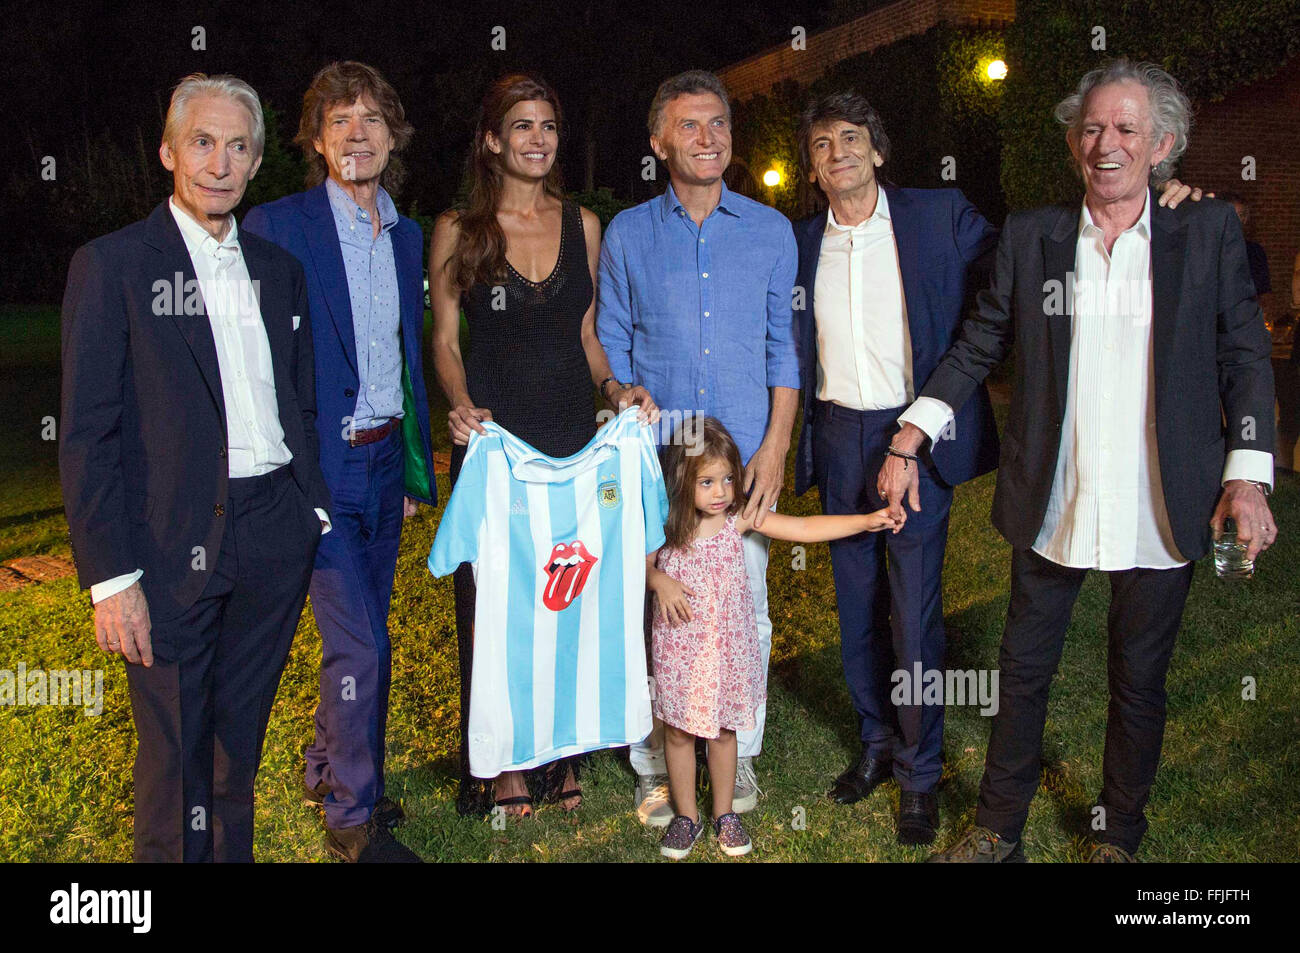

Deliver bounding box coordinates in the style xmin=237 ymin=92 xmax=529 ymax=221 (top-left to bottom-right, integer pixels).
xmin=91 ymin=200 xmax=327 ymax=604
xmin=901 ymin=194 xmax=1273 ymax=571
xmin=814 ymin=189 xmax=915 ymax=410
xmin=1036 ymin=197 xmax=1183 ymax=568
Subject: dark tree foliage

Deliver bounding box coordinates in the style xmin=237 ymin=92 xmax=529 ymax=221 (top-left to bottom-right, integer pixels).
xmin=731 ymin=28 xmax=1007 ymax=226
xmin=1001 ymin=0 xmax=1300 ymax=209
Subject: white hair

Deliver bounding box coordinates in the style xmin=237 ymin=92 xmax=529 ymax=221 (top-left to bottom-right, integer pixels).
xmin=1054 ymin=59 xmax=1192 ymax=183
xmin=163 ymin=73 xmax=265 ymax=158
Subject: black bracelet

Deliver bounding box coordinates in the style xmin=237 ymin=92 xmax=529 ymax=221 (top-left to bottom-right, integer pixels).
xmin=887 ymin=446 xmax=918 ymax=470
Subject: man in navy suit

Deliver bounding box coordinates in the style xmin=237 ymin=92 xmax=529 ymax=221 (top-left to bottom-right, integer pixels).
xmin=244 ymin=61 xmax=434 ymax=863
xmin=60 ymin=73 xmax=329 ymax=862
xmin=790 ymin=92 xmax=1000 ymax=845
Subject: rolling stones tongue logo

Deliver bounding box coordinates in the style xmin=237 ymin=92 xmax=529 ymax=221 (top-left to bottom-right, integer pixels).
xmin=542 ymin=540 xmax=598 ymax=612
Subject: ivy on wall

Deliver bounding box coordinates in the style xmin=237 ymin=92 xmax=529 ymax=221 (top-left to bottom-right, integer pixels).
xmin=1001 ymin=0 xmax=1300 ymax=209
xmin=730 ymin=28 xmax=1009 ymax=224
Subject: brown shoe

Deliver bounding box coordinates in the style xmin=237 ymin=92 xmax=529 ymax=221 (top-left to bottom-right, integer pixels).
xmin=1087 ymin=842 xmax=1136 ymax=863
xmin=303 ymin=780 xmax=406 ymax=829
xmin=927 ymin=825 xmax=1025 ymax=863
xmin=324 ymin=819 xmax=422 ymax=863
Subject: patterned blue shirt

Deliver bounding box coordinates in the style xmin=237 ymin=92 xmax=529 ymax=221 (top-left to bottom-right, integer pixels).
xmin=596 ymin=180 xmax=799 ymax=464
xmin=325 ymin=176 xmax=402 ymax=429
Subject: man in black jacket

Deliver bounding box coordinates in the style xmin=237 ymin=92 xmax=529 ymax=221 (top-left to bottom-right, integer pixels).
xmin=59 ymin=73 xmax=330 ymax=862
xmin=886 ymin=60 xmax=1277 ymax=862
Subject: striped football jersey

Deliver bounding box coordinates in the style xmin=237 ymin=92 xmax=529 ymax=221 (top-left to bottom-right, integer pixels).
xmin=428 ymin=408 xmax=668 ymax=777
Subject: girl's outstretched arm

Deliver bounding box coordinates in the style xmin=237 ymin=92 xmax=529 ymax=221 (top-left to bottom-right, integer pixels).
xmin=734 ymin=507 xmax=900 ymax=542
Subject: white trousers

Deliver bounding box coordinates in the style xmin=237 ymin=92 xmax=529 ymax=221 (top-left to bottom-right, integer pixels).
xmin=631 ymin=526 xmax=773 ymax=774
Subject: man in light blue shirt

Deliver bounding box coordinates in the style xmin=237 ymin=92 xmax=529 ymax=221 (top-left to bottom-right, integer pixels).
xmin=597 ymin=70 xmax=799 ymax=826
xmin=324 ymin=175 xmax=403 ymax=430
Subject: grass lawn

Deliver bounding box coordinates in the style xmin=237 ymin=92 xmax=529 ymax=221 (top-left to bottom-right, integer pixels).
xmin=1 ymin=305 xmax=1297 ymax=862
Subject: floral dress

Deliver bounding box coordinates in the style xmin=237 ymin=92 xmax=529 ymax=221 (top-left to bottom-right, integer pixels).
xmin=651 ymin=514 xmax=764 ymax=738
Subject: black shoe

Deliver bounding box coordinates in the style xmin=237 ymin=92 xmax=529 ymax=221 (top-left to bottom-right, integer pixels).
xmin=303 ymin=780 xmax=406 ymax=829
xmin=927 ymin=826 xmax=1025 ymax=863
xmin=827 ymin=751 xmax=894 ymax=804
xmin=897 ymin=791 xmax=939 ymax=845
xmin=324 ymin=819 xmax=422 ymax=863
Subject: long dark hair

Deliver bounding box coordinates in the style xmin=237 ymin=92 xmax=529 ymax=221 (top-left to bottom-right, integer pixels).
xmin=446 ymin=73 xmax=566 ymax=292
xmin=661 ymin=417 xmax=749 ymax=551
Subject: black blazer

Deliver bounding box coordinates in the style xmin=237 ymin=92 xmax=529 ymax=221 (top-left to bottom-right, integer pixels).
xmin=59 ymin=200 xmax=331 ymax=621
xmin=922 ymin=189 xmax=1274 ymax=562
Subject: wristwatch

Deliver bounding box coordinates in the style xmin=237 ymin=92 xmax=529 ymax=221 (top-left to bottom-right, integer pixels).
xmin=1245 ymin=479 xmax=1271 ymax=498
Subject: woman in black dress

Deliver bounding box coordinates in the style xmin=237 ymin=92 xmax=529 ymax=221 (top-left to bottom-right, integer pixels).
xmin=429 ymin=73 xmax=656 ymax=816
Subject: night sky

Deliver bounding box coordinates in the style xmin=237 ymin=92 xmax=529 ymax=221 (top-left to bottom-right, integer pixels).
xmin=6 ymin=0 xmax=863 ymax=219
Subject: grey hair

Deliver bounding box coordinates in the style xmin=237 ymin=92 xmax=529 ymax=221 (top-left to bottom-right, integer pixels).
xmin=647 ymin=70 xmax=731 ymax=138
xmin=1053 ymin=59 xmax=1191 ymax=182
xmin=163 ymin=73 xmax=266 ymax=158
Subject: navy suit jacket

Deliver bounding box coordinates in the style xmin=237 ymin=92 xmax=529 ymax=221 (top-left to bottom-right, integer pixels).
xmin=793 ymin=186 xmax=1001 ymax=496
xmin=59 ymin=200 xmax=330 ymax=621
xmin=244 ymin=183 xmax=436 ymax=505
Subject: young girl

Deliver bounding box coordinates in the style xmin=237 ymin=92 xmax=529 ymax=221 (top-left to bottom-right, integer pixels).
xmin=646 ymin=418 xmax=899 ymax=859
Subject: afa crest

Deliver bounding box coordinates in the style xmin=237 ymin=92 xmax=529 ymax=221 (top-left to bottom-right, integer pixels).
xmin=598 ymin=478 xmax=620 ymax=509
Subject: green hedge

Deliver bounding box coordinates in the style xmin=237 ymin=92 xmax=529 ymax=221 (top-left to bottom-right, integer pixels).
xmin=730 ymin=27 xmax=1008 ymax=224
xmin=1001 ymin=0 xmax=1300 ymax=209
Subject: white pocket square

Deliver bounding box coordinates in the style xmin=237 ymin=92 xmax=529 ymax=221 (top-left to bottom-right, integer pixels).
xmin=292 ymin=314 xmax=301 ymax=331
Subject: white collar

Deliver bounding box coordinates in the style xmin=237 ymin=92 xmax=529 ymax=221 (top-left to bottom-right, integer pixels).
xmin=169 ymin=197 xmax=239 ymax=257
xmin=825 ymin=186 xmax=890 ymax=235
xmin=1079 ymin=191 xmax=1150 ymax=240
xmin=480 ymin=407 xmax=644 ymax=484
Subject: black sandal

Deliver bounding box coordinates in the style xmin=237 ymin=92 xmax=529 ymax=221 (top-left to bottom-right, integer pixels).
xmin=493 ymin=794 xmax=534 ymax=817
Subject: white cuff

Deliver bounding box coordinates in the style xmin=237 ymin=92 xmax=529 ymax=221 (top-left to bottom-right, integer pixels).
xmin=1222 ymin=449 xmax=1273 ymax=490
xmin=314 ymin=508 xmax=332 ymax=535
xmin=90 ymin=569 xmax=143 ymax=604
xmin=898 ymin=397 xmax=956 ymax=445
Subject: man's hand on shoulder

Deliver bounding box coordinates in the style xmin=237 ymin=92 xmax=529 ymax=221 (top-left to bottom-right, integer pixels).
xmin=94 ymin=581 xmax=154 ymax=667
xmin=1157 ymin=177 xmax=1207 ymax=209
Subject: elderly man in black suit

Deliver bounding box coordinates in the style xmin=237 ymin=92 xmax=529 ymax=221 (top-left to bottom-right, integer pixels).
xmin=887 ymin=60 xmax=1277 ymax=862
xmin=59 ymin=73 xmax=330 ymax=862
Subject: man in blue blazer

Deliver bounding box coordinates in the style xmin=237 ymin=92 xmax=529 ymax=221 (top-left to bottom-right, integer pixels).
xmin=792 ymin=92 xmax=1198 ymax=845
xmin=244 ymin=61 xmax=434 ymax=863
xmin=791 ymin=92 xmax=1002 ymax=845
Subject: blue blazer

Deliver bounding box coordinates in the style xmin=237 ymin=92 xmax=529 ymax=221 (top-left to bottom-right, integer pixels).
xmin=793 ymin=186 xmax=1001 ymax=496
xmin=245 ymin=183 xmax=436 ymax=505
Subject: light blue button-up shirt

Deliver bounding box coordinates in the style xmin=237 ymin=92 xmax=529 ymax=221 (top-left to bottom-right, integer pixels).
xmin=325 ymin=176 xmax=402 ymax=430
xmin=596 ymin=180 xmax=799 ymax=464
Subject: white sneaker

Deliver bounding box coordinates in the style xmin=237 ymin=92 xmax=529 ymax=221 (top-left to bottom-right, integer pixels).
xmin=733 ymin=757 xmax=762 ymax=813
xmin=635 ymin=773 xmax=674 ymax=827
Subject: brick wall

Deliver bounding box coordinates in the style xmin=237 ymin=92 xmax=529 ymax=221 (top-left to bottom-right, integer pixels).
xmin=716 ymin=0 xmax=1016 ymax=101
xmin=1179 ymin=59 xmax=1300 ymax=324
